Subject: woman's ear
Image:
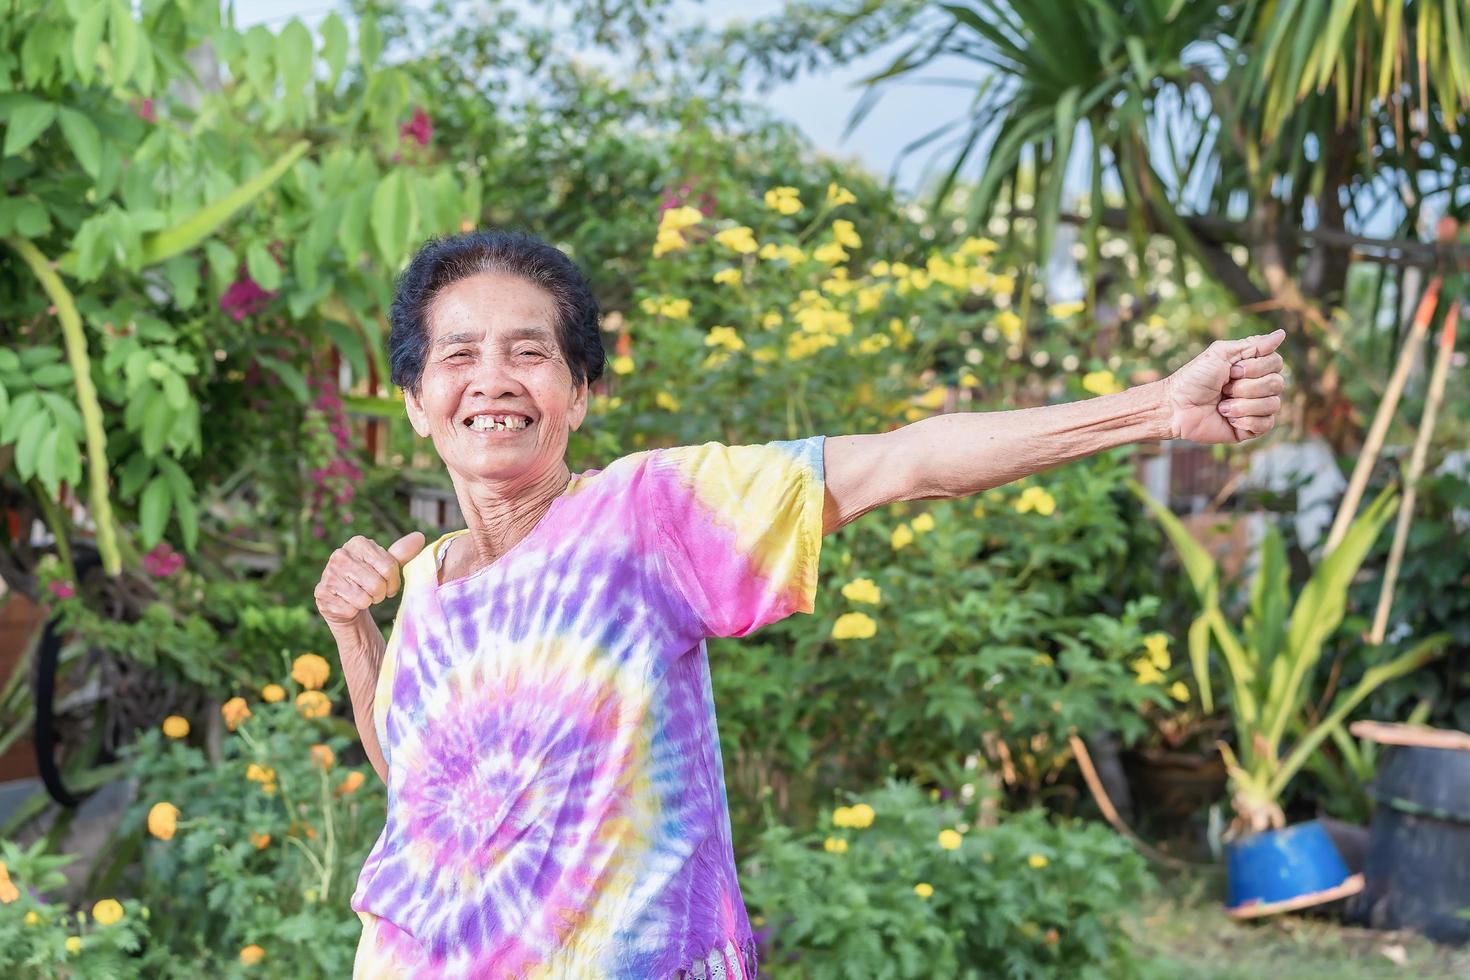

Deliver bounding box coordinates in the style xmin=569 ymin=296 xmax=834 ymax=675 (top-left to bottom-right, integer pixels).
xmin=403 ymin=387 xmax=431 ymax=439
xmin=567 ymin=378 xmax=590 ymax=433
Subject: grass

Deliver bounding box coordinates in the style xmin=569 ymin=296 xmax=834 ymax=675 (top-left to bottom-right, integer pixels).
xmin=1132 ymin=873 xmax=1470 ymax=979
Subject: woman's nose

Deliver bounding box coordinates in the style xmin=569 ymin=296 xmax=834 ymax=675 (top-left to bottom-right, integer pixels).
xmin=466 ymin=352 xmax=526 ymax=399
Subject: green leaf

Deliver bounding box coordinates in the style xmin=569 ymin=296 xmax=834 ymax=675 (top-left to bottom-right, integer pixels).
xmin=320 ymin=13 xmax=348 ymax=85
xmin=57 ymin=108 xmax=101 ymax=178
xmin=15 ymin=411 xmax=50 ymax=479
xmin=278 ymin=20 xmax=313 ymax=99
xmin=109 ymin=0 xmax=139 ymax=87
xmin=205 ymin=241 xmax=236 ymax=291
xmin=324 ymin=319 xmax=368 ymax=385
xmin=164 ymin=255 xmax=200 ymax=307
xmin=35 ymin=426 xmax=61 ymax=495
xmin=4 ymin=99 xmax=56 ymax=157
xmin=359 ymin=16 xmax=382 ymax=68
xmin=1 ymin=391 xmax=41 ymax=443
xmin=12 ymin=198 xmax=50 ymax=237
xmin=258 ymin=355 xmax=308 ymax=403
xmin=72 ymin=3 xmax=108 ymax=86
xmin=246 ymin=241 xmax=281 ymax=292
xmin=139 ymin=474 xmax=171 ymax=546
xmin=370 ymin=170 xmax=414 ymax=268
xmin=134 ymin=141 xmax=309 ymax=268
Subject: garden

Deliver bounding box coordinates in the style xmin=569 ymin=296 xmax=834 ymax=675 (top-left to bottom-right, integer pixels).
xmin=1 ymin=0 xmax=1468 ymax=976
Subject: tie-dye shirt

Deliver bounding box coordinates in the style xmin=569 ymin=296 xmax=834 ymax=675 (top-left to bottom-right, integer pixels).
xmin=350 ymin=436 xmax=826 ymax=979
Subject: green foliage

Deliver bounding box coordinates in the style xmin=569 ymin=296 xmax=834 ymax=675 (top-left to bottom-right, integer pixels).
xmin=740 ymin=781 xmax=1152 ymax=979
xmin=1135 ymin=481 xmax=1450 ymax=831
xmin=118 ymin=668 xmax=383 ymax=975
xmin=0 ymin=839 xmax=153 ymax=978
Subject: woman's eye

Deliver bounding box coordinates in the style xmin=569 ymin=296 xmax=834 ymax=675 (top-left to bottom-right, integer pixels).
xmin=451 ymin=350 xmax=472 ymax=359
xmin=518 ymin=350 xmax=543 ymax=359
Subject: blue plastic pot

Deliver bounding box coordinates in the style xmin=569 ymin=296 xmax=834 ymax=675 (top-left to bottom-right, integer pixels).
xmin=1226 ymin=819 xmax=1360 ymax=917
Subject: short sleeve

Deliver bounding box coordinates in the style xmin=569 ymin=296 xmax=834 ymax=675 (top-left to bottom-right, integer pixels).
xmin=645 ymin=436 xmax=826 ymax=639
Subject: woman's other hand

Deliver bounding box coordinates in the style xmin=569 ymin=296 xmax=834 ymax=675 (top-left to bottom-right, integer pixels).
xmin=314 ymin=531 xmax=426 ymax=635
xmin=1162 ymin=328 xmax=1288 ymax=444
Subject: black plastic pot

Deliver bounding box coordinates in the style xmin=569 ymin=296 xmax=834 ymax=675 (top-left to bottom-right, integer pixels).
xmin=1353 ymin=743 xmax=1470 ymax=944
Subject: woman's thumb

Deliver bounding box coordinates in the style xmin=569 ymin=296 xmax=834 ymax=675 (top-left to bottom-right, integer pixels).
xmin=388 ymin=531 xmax=426 ymax=566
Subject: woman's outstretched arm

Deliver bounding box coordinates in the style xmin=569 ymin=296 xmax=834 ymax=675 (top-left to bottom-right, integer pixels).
xmin=820 ymin=329 xmax=1287 ymax=534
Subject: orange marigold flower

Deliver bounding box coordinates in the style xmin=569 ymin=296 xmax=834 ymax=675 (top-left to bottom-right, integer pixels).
xmin=336 ymin=770 xmax=366 ymax=796
xmin=261 ymin=684 xmax=285 ymax=703
xmin=249 ymin=832 xmax=271 ymax=850
xmin=220 ymin=697 xmax=251 ymax=731
xmin=292 ymin=653 xmax=331 ymax=691
xmin=161 ymin=715 xmax=190 ymax=738
xmin=310 ymin=744 xmax=335 ymax=770
xmin=239 ymin=944 xmax=265 ymax=966
xmin=295 ymin=690 xmax=331 ymax=719
xmin=147 ymin=802 xmax=180 ymax=840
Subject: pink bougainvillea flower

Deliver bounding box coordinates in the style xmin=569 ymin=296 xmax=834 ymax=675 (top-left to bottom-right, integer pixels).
xmin=135 ymin=99 xmax=156 ymax=123
xmin=219 ymin=275 xmax=274 ymax=322
xmin=399 ymin=107 xmax=432 ymax=147
xmin=143 ymin=543 xmax=184 ymax=578
xmin=47 ymin=580 xmax=75 ymax=600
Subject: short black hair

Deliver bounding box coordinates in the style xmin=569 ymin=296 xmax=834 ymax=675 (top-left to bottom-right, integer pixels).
xmin=387 ymin=229 xmax=605 ymax=396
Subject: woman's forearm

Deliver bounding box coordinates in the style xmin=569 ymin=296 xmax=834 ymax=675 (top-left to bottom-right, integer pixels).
xmin=899 ymin=379 xmax=1175 ymax=500
xmin=334 ymin=614 xmax=390 ymax=784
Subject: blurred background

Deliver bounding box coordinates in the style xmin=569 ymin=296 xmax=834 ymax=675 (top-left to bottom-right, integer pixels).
xmin=1 ymin=1 xmax=1467 ymax=976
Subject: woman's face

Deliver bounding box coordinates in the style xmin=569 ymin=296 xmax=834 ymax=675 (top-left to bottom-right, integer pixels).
xmin=404 ymin=271 xmax=588 ymax=487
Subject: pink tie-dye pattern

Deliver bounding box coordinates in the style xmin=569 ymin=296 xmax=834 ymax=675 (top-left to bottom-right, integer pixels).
xmin=351 ymin=437 xmax=825 ymax=979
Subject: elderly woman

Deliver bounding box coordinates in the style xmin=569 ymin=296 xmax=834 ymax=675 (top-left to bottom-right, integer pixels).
xmin=315 ymin=229 xmax=1286 ymax=978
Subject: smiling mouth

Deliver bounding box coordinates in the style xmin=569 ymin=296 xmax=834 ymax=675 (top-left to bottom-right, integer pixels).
xmin=464 ymin=413 xmax=535 ymax=432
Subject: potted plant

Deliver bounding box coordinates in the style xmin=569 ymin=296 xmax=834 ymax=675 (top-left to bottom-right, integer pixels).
xmin=1131 ymin=482 xmax=1449 ymax=917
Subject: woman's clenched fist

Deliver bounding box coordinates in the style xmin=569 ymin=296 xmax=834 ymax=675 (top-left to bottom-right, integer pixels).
xmin=314 ymin=531 xmax=426 ymax=633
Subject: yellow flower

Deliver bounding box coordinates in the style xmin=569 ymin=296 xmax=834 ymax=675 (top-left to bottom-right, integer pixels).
xmin=657 ymin=205 xmax=703 ymax=233
xmin=245 ymin=763 xmax=277 ymax=785
xmin=240 ymin=944 xmax=266 ymax=966
xmin=704 ymin=325 xmax=745 ymax=351
xmin=91 ymin=899 xmax=124 ymax=926
xmin=161 ymin=715 xmax=190 ymax=739
xmin=292 ymin=653 xmax=331 ymax=690
xmin=610 ymin=354 xmax=635 ymax=375
xmin=1013 ymin=486 xmax=1056 ymax=517
xmin=1081 ymin=370 xmax=1124 ymax=396
xmin=856 ymin=285 xmax=886 ymax=313
xmin=995 ymin=310 xmax=1023 ymax=342
xmin=0 ymin=877 xmax=17 ymax=904
xmin=913 ymin=882 xmax=934 ymax=899
xmin=758 ymin=243 xmax=804 ymax=264
xmin=958 ymin=236 xmax=998 ymax=257
xmin=890 ymin=523 xmax=914 ymax=550
xmin=831 ymin=219 xmax=861 ymax=249
xmin=840 ymin=578 xmax=881 ymax=604
xmin=24 ymin=910 xmax=40 ymax=925
xmin=655 ymin=390 xmax=682 ymax=412
xmin=825 ymin=182 xmax=857 ymax=207
xmin=822 ymin=836 xmax=848 ymax=854
xmin=870 ymin=260 xmax=890 ymax=276
xmin=261 ymin=684 xmax=285 ymax=703
xmin=712 ymin=267 xmax=742 ymax=286
xmin=1048 ymin=300 xmax=1086 ymax=318
xmin=760 ymin=311 xmax=783 ymax=329
xmin=660 ymin=298 xmax=691 ymax=319
xmin=890 ymin=262 xmax=911 ymax=276
xmin=856 ymin=334 xmax=890 ymax=355
xmin=848 ymin=803 xmax=875 ymax=828
xmin=65 ymin=936 xmax=82 ymax=954
xmin=1170 ymin=681 xmax=1191 ymax=703
xmin=914 ymin=386 xmax=946 ymax=410
xmin=310 ymin=743 xmax=335 ymax=770
xmin=938 ymin=829 xmax=963 ymax=850
xmin=220 ymin=697 xmax=251 ymax=732
xmin=831 ymin=805 xmax=853 ymax=828
xmin=831 ymin=612 xmax=877 ymax=640
xmin=249 ymin=831 xmax=271 ymax=850
xmin=812 ymin=241 xmax=848 ymax=265
xmin=1132 ymin=657 xmax=1165 ymax=686
xmin=763 ymin=186 xmax=802 ymax=215
xmin=1144 ymin=633 xmax=1171 ymax=670
xmin=751 ymin=348 xmax=777 ymax=363
xmin=990 ymin=274 xmax=1016 ymax=296
xmin=652 ymin=228 xmax=687 ymax=257
xmin=1028 ymin=853 xmax=1049 ymax=869
xmin=147 ymin=802 xmax=179 ymax=841
xmin=959 ymin=371 xmax=979 ymax=387
xmin=336 ymin=770 xmax=366 ymax=795
xmin=296 ymin=690 xmax=331 ymax=719
xmin=910 ymin=513 xmax=935 ymax=534
xmin=714 ymin=226 xmax=758 ymax=254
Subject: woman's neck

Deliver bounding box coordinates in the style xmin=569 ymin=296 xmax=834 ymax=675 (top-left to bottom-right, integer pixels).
xmin=449 ymin=463 xmax=572 ymax=572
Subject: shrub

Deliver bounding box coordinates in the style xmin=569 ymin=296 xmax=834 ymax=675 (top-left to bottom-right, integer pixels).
xmin=740 ymin=780 xmax=1152 ymax=979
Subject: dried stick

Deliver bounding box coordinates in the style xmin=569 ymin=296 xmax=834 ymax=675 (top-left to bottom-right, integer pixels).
xmin=1370 ymin=302 xmax=1460 ymax=643
xmin=1068 ymin=733 xmax=1201 ymax=870
xmin=1322 ymin=276 xmax=1442 ymax=555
